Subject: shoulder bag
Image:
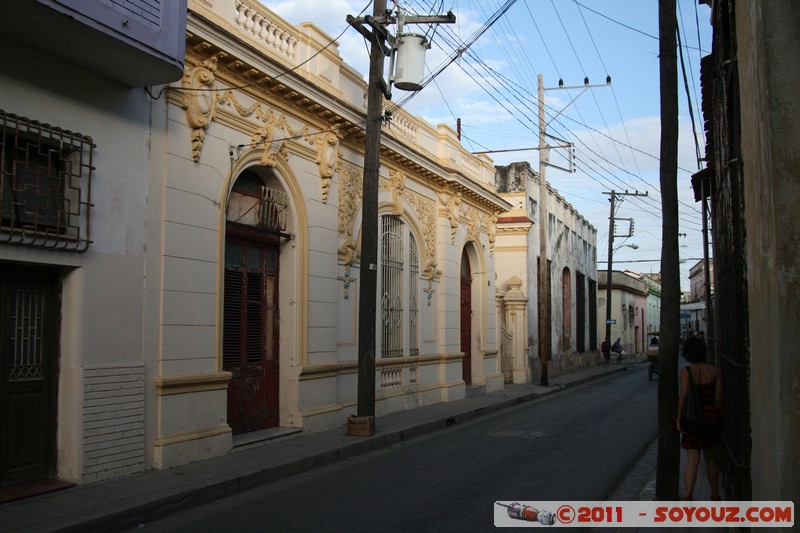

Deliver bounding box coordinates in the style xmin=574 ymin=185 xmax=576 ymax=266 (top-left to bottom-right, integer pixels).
xmin=680 ymin=366 xmax=704 ymax=434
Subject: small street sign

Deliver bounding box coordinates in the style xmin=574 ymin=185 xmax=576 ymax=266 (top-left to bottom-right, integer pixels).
xmin=606 ymin=319 xmax=616 ymax=324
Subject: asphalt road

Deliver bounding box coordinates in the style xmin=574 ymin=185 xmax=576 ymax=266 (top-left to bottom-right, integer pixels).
xmin=132 ymin=365 xmax=658 ymax=532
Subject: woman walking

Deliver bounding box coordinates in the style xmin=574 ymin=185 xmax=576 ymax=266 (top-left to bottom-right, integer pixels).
xmin=676 ymin=336 xmax=722 ymax=500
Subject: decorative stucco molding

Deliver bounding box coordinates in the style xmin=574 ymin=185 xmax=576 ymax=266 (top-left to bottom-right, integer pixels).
xmin=439 ymin=192 xmax=462 ymax=244
xmin=316 ymin=132 xmax=339 ymax=203
xmin=181 ymin=55 xmax=223 ymax=162
xmin=464 ymin=205 xmax=482 ymax=243
xmin=405 ymin=191 xmax=438 ymax=280
xmin=486 ymin=211 xmax=499 ymax=257
xmin=384 ymin=169 xmax=406 ymax=216
xmin=338 ymin=164 xmax=363 ymax=288
xmin=182 ymin=58 xmax=338 ymax=198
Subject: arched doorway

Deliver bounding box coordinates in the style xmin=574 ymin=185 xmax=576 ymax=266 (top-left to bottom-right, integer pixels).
xmin=460 ymin=249 xmax=472 ymax=385
xmin=224 ymin=169 xmax=288 ymax=434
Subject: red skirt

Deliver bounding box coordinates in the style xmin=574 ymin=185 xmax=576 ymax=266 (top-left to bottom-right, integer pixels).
xmin=681 ymin=404 xmax=722 ymax=449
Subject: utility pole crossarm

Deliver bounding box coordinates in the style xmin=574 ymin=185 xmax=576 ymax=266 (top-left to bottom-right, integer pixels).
xmin=346 ymin=15 xmax=392 ymax=56
xmin=397 ymin=13 xmax=456 ymax=25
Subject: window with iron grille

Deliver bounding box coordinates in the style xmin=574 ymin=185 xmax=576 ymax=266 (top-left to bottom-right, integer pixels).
xmin=408 ymin=233 xmax=419 ymax=356
xmin=0 ymin=110 xmax=94 ymax=251
xmin=380 ymin=215 xmax=420 ymax=358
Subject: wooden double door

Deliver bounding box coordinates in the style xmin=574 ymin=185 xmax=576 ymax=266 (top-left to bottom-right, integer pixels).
xmin=223 ymin=229 xmax=280 ymax=434
xmin=0 ymin=266 xmax=59 ymax=487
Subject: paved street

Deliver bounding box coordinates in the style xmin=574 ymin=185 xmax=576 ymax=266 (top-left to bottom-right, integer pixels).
xmin=131 ymin=366 xmax=657 ymax=532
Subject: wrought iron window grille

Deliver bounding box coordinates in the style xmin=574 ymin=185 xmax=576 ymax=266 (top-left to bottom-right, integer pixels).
xmin=0 ymin=110 xmax=94 ymax=251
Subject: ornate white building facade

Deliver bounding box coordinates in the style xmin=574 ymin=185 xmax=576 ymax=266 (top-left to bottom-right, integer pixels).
xmin=147 ymin=1 xmax=512 ymax=470
xmin=0 ymin=0 xmax=514 ymax=488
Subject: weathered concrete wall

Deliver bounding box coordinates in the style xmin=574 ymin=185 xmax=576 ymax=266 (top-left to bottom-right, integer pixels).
xmin=494 ymin=162 xmax=599 ymax=380
xmin=737 ymin=0 xmax=800 ymax=501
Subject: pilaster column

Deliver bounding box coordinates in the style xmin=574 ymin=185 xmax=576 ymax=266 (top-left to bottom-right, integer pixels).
xmin=503 ymin=276 xmax=530 ymax=384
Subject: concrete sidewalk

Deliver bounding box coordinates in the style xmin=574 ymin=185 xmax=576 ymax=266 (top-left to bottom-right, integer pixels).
xmin=1 ymin=363 xmax=640 ymax=533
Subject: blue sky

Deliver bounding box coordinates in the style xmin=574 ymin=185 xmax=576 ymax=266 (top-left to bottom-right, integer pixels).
xmin=265 ymin=0 xmax=712 ymax=290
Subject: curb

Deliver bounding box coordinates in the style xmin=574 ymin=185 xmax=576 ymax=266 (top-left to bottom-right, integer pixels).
xmin=49 ymin=366 xmax=625 ymax=532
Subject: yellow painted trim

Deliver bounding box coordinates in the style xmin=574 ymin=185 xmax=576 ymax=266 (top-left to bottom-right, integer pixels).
xmin=299 ymin=403 xmax=344 ymax=418
xmin=411 ymin=382 xmax=448 ymax=394
xmin=153 ymin=425 xmax=231 ymax=447
xmin=299 ymin=362 xmax=356 ymax=380
xmin=155 ymin=372 xmax=231 ymax=396
xmin=438 ymin=351 xmax=466 ymax=362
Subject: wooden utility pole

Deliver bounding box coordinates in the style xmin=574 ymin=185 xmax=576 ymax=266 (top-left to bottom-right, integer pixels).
xmin=603 ymin=190 xmax=647 ymax=346
xmin=537 ymin=73 xmax=549 ymax=386
xmin=355 ymin=0 xmax=388 ymax=420
xmin=656 ymin=0 xmax=681 ymax=500
xmin=604 ymin=192 xmax=617 ymax=347
xmin=347 ymin=3 xmax=455 ymax=431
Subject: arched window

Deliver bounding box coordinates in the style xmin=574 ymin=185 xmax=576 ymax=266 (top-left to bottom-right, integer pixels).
xmin=380 ymin=215 xmax=420 ymax=357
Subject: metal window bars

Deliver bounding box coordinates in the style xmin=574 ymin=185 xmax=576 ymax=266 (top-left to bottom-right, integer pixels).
xmin=381 ymin=215 xmax=404 ymax=358
xmin=408 ymin=233 xmax=419 ymax=356
xmin=0 ymin=110 xmax=94 ymax=251
xmin=8 ymin=285 xmax=46 ymax=381
xmin=257 ymin=185 xmax=289 ymax=234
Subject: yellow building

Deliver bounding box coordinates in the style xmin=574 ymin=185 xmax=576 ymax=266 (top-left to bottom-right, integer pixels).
xmin=148 ymin=0 xmax=512 ymax=469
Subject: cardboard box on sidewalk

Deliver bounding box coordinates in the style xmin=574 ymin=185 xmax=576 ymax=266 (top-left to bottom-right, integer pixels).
xmin=347 ymin=415 xmax=375 ymax=436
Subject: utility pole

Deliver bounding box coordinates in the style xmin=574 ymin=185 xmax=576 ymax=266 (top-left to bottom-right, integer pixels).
xmin=537 ymin=74 xmax=609 ymax=386
xmin=603 ymin=191 xmax=646 ymax=347
xmin=656 ymin=0 xmax=681 ymax=500
xmin=353 ymin=0 xmax=387 ymax=423
xmin=537 ymin=73 xmax=549 ymax=386
xmin=604 ymin=192 xmax=617 ymax=347
xmin=347 ymin=3 xmax=455 ymax=433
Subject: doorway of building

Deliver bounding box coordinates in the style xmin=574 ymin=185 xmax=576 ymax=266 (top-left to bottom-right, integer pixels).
xmin=0 ymin=266 xmax=59 ymax=487
xmin=460 ymin=249 xmax=472 ymax=385
xmin=223 ymin=233 xmax=280 ymax=434
xmin=224 ymin=169 xmax=287 ymax=435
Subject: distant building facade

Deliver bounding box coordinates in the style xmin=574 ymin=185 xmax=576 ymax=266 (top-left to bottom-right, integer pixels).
xmin=597 ymin=270 xmax=648 ymax=353
xmin=688 ymin=259 xmax=713 ymax=303
xmin=642 ymin=274 xmax=662 ymax=343
xmin=494 ymin=162 xmax=598 ymax=382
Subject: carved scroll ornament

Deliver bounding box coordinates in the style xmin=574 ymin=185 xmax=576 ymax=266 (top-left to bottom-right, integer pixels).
xmin=182 ymin=56 xmax=223 ymax=162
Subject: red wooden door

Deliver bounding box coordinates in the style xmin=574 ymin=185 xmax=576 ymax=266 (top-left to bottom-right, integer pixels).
xmin=224 ymin=237 xmax=279 ymax=434
xmin=460 ymin=251 xmax=472 ymax=385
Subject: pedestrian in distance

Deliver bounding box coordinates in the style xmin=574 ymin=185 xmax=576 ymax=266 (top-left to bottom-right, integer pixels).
xmin=676 ymin=335 xmax=722 ymax=501
xmin=611 ymin=337 xmax=622 ymax=356
xmin=601 ymin=337 xmax=611 ymax=366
